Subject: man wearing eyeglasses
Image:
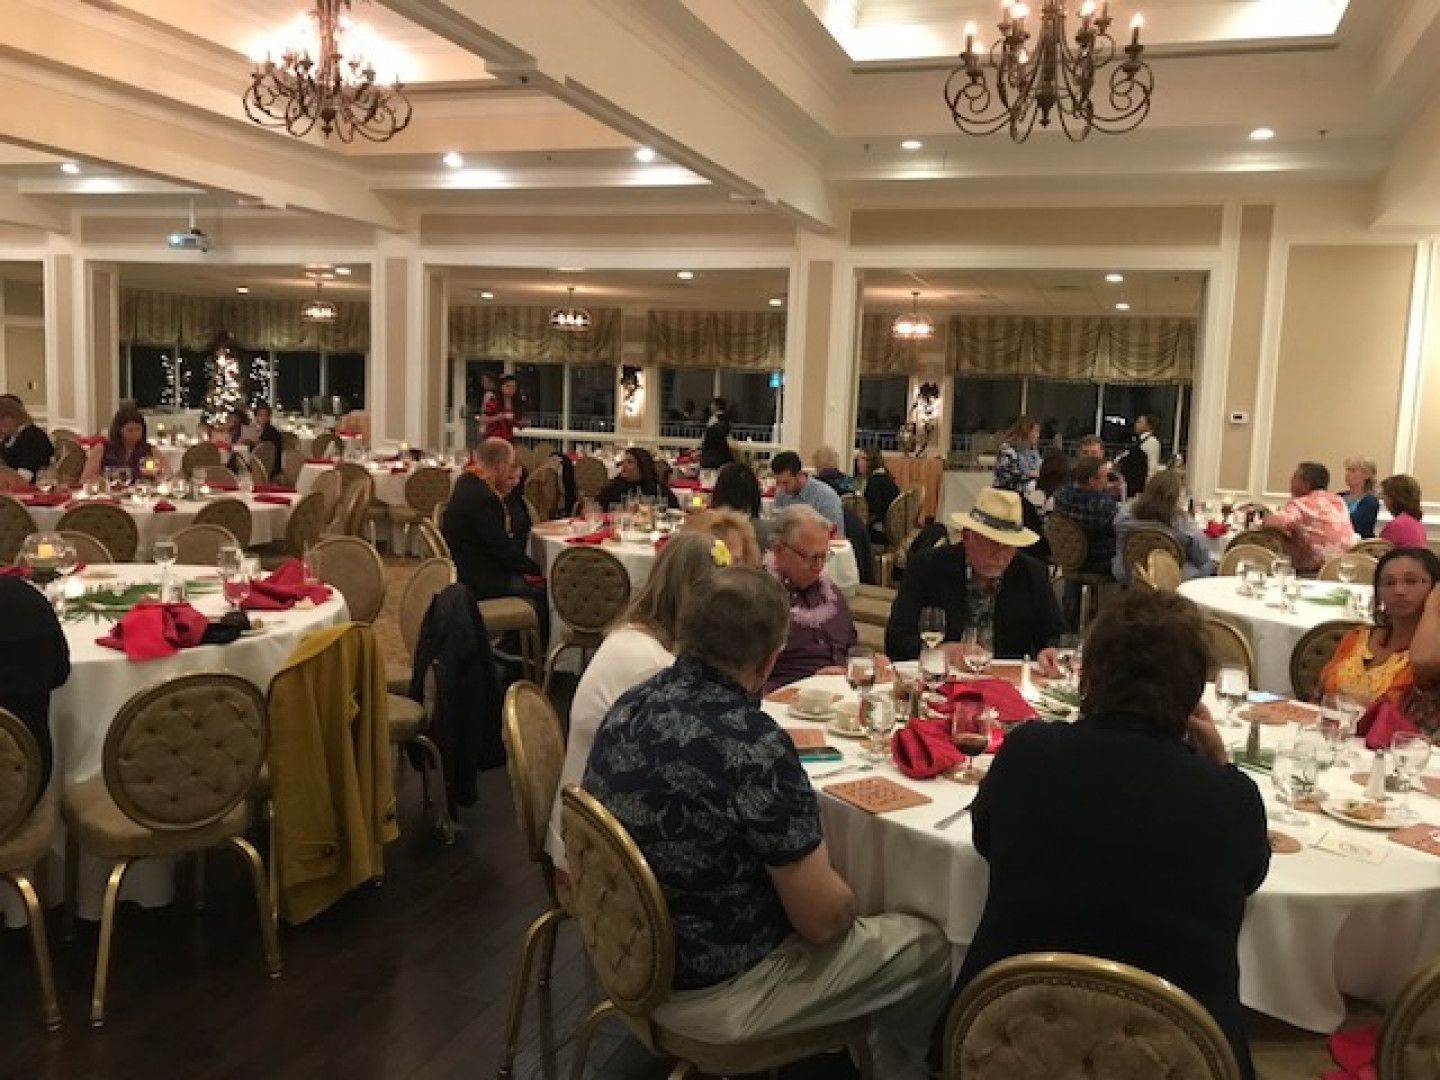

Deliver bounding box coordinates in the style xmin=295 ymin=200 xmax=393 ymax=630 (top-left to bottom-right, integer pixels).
xmin=764 ymin=504 xmax=858 ymax=691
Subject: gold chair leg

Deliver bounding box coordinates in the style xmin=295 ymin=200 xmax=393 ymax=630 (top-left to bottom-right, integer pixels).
xmin=412 ymin=734 xmax=453 ymax=842
xmin=228 ymin=836 xmax=282 ymax=980
xmin=849 ymin=1032 xmax=876 ymax=1080
xmin=10 ymin=872 xmax=61 ymax=1030
xmin=193 ymin=851 xmax=207 ymax=912
xmin=89 ymin=860 xmax=131 ymax=1027
xmin=665 ymin=1062 xmax=694 ymax=1080
xmin=267 ymin=799 xmax=279 ymax=927
xmin=498 ymin=906 xmax=565 ymax=1077
xmin=568 ymin=999 xmax=617 ymax=1080
xmin=523 ymin=627 xmax=542 ymax=685
xmin=537 ymin=910 xmax=563 ymax=989
xmin=63 ymin=832 xmax=79 ymax=942
xmin=541 ymin=641 xmax=572 ymax=696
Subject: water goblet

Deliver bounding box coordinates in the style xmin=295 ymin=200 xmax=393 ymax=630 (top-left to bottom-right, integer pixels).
xmin=1234 ymin=559 xmax=1252 ymax=596
xmin=862 ymin=692 xmax=895 ymax=763
xmin=1393 ymin=731 xmax=1433 ymax=823
xmin=960 ymin=626 xmax=993 ymax=678
xmin=153 ymin=537 xmax=178 ymax=581
xmin=1270 ymin=749 xmax=1308 ymax=826
xmin=918 ymin=607 xmax=946 ymax=652
xmin=845 ymin=646 xmax=876 ymax=697
xmin=1215 ymin=665 xmax=1249 ymax=728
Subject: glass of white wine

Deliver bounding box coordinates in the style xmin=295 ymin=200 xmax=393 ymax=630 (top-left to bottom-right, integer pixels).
xmin=960 ymin=626 xmax=993 ymax=678
xmin=918 ymin=607 xmax=946 ymax=650
xmin=1393 ymin=732 xmax=1433 ymax=823
xmin=1215 ymin=666 xmax=1249 ymax=728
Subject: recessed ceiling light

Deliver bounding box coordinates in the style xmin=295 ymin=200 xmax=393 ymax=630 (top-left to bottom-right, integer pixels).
xmin=768 ymin=297 xmax=784 ymax=307
xmin=1105 ymin=272 xmax=1124 ymax=284
xmin=334 ymin=266 xmax=352 ymax=276
xmin=557 ymin=266 xmax=585 ymax=273
xmin=235 ymin=286 xmax=250 ymax=295
xmin=900 ymin=139 xmax=923 ymax=151
xmin=1249 ymin=127 xmax=1275 ymax=141
xmin=479 ymin=290 xmax=495 ymax=300
xmin=634 ymin=146 xmax=657 ymax=163
xmin=60 ymin=161 xmax=81 ymax=176
xmin=1115 ymin=302 xmax=1131 ymax=311
xmin=676 ymin=270 xmax=695 ymax=280
xmin=442 ymin=151 xmax=463 ymax=168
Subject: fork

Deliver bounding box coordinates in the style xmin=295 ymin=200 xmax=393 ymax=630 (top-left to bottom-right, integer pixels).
xmin=813 ymin=763 xmax=873 ymax=781
xmin=934 ymin=798 xmax=977 ymax=830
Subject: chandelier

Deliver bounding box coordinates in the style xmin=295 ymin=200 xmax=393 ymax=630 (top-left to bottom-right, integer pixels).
xmin=549 ymin=287 xmax=592 ymax=333
xmin=302 ymin=283 xmax=337 ymax=324
xmin=944 ymin=1 xmax=1153 ymax=143
xmin=244 ymin=0 xmax=413 ymax=143
xmin=891 ymin=291 xmax=935 ymax=341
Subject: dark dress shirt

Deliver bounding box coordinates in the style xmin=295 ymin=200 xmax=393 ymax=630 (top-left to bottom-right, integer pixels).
xmin=934 ymin=717 xmax=1270 ymax=1079
xmin=442 ymin=473 xmax=541 ymax=600
xmin=0 ymin=424 xmax=54 ymax=480
xmin=885 ymin=543 xmax=1064 ymax=661
xmin=0 ymin=577 xmax=71 ymax=788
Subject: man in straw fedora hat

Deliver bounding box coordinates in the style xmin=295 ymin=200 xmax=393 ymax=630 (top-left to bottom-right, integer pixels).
xmin=886 ymin=487 xmax=1065 ymax=674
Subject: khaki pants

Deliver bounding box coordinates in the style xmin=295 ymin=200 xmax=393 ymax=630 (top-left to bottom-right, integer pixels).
xmin=652 ymin=914 xmax=951 ymax=1080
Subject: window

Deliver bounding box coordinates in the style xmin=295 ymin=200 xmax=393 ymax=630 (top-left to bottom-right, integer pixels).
xmin=951 ymin=377 xmax=1023 ymax=446
xmin=1100 ymin=384 xmax=1181 ymax=458
xmin=1026 ymin=380 xmax=1100 ymax=449
xmin=127 ymin=346 xmax=173 ymax=408
xmin=856 ymin=376 xmax=909 ymax=449
xmin=275 ymin=350 xmax=321 ymax=413
xmin=568 ymin=364 xmax=616 ymax=433
xmin=718 ymin=371 xmax=780 ymax=439
xmin=660 ymin=368 xmax=714 ymax=437
xmin=514 ymin=362 xmax=564 ymax=430
xmin=325 ymin=352 xmax=366 ymax=410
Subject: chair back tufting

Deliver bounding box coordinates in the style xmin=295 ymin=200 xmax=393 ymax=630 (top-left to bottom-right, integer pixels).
xmin=573 ymin=457 xmax=608 ymax=503
xmin=1217 ymin=544 xmax=1277 ymax=577
xmin=1124 ymin=527 xmax=1184 ymax=580
xmin=102 ymin=673 xmax=267 ymax=832
xmin=1044 ymin=514 xmax=1089 ymax=575
xmin=180 ymin=442 xmax=223 ymax=475
xmin=311 ymin=535 xmax=386 ymax=624
xmin=0 ymin=495 xmax=37 ymax=564
xmin=502 ymin=682 xmax=566 ymax=863
xmin=1290 ymin=620 xmax=1362 ymax=702
xmin=1378 ymin=956 xmax=1440 ymax=1080
xmin=194 ymin=497 xmax=253 ymax=548
xmin=170 ymin=524 xmax=238 ymax=566
xmin=0 ymin=708 xmax=42 ymax=844
xmin=399 ymin=557 xmax=455 ymax=656
xmin=1319 ymin=553 xmax=1377 ymax=585
xmin=56 ymin=503 xmax=138 ymax=563
xmin=550 ymin=546 xmax=631 ymax=633
xmin=59 ymin=530 xmax=115 ymax=565
xmin=403 ymin=466 xmax=452 ymax=517
xmin=1202 ymin=617 xmax=1256 ymax=683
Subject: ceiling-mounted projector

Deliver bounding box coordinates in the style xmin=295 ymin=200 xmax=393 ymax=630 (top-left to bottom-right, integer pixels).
xmin=166 ymin=200 xmax=210 ymax=253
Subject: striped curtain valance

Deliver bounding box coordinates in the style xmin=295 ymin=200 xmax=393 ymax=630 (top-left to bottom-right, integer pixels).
xmin=449 ymin=303 xmax=621 ymax=362
xmin=646 ymin=310 xmax=785 ymax=370
xmin=859 ymin=312 xmax=930 ymax=374
xmin=119 ymin=289 xmax=369 ymax=352
xmin=947 ymin=315 xmax=1196 ymax=384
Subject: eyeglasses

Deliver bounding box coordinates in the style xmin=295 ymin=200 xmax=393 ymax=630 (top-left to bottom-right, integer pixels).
xmin=1378 ymin=575 xmax=1434 ymax=590
xmin=782 ymin=541 xmax=828 ymax=567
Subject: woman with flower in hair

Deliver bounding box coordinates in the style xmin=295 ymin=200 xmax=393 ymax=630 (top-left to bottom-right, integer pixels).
xmin=763 ymin=503 xmax=859 ymax=691
xmin=545 ymin=531 xmax=728 ymax=869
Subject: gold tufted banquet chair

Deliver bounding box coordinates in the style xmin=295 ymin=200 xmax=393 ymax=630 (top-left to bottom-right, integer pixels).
xmin=543 ymin=546 xmax=632 ymax=693
xmin=58 ymin=530 xmax=114 ymax=566
xmin=0 ymin=708 xmax=62 ymax=1029
xmin=1291 ymin=619 xmax=1363 ymax=702
xmin=386 ymin=556 xmax=457 ymax=694
xmin=1319 ymin=552 xmax=1378 ymax=584
xmin=56 ymin=503 xmax=138 ymax=563
xmin=1136 ymin=549 xmax=1183 ymax=593
xmin=0 ymin=494 xmax=38 ymax=563
xmin=333 ymin=474 xmax=379 ymax=539
xmin=199 ymin=465 xmax=240 ymax=489
xmin=524 ymin=464 xmax=563 ymax=523
xmin=170 ymin=524 xmax=239 ymax=566
xmin=478 ymin=595 xmax=543 ymax=685
xmin=1202 ymin=617 xmax=1257 ymax=684
xmin=1378 ymin=955 xmax=1440 ymax=1079
xmin=309 ymin=468 xmax=343 ymax=523
xmin=497 ymin=681 xmax=573 ymax=1077
xmin=194 ymin=497 xmax=254 ymax=549
xmin=54 ymin=442 xmax=87 ymax=487
xmin=62 ymin=673 xmax=280 ymax=1026
xmin=310 ymin=535 xmax=386 ymax=624
xmin=1123 ymin=527 xmax=1184 ymax=584
xmin=1217 ymin=543 xmax=1278 ymax=577
xmin=560 ymin=785 xmax=875 ymax=1080
xmin=942 ymin=952 xmax=1242 ymax=1080
xmin=1353 ymin=537 xmax=1395 ymax=560
xmin=243 ymin=454 xmax=269 ymax=489
xmin=1045 ymin=514 xmax=1111 ymax=629
xmin=180 ymin=441 xmax=223 ymax=476
xmin=280 ymin=449 xmax=304 ymax=489
xmin=251 ymin=441 xmax=277 ymax=479
xmin=280 ymin=430 xmax=301 ymax=456
xmin=311 ymin=432 xmax=342 ymax=459
xmin=1227 ymin=528 xmax=1288 ymax=559
xmin=390 ymin=466 xmax=452 ymax=554
xmin=572 ymin=456 xmax=608 ymax=505
xmin=876 ymin=486 xmax=921 ymax=587
xmin=259 ymin=491 xmax=330 ymax=571
xmin=415 ymin=519 xmax=451 ymax=561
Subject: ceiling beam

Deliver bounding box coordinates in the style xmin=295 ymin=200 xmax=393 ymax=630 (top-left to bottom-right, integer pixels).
xmin=379 ymin=0 xmax=838 ymax=231
xmin=0 ymin=187 xmax=68 ymax=233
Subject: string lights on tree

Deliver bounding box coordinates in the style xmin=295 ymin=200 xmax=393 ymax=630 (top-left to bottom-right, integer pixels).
xmin=161 ymin=353 xmax=190 ymax=409
xmin=248 ymin=353 xmax=276 ymax=411
xmin=203 ymin=335 xmax=246 ymax=427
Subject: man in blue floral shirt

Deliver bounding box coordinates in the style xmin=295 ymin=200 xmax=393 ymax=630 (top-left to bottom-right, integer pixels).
xmin=584 ymin=567 xmax=949 ymax=1078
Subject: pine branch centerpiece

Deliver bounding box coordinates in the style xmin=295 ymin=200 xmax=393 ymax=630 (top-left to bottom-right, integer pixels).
xmin=62 ymin=576 xmax=219 ymax=623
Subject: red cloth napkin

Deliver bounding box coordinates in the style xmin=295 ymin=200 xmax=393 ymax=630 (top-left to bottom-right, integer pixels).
xmin=153 ymin=500 xmax=176 ymax=512
xmin=254 ymin=484 xmax=295 ymax=494
xmin=242 ymin=558 xmax=331 ymax=611
xmin=675 ymin=451 xmax=695 ymax=465
xmin=521 ymin=574 xmax=546 ymax=588
xmin=1203 ymin=521 xmax=1228 ymax=538
xmin=207 ymin=480 xmax=238 ymax=491
xmin=17 ymin=491 xmax=68 ymax=507
xmin=1323 ymin=1026 xmax=1377 ymax=1080
xmin=928 ymin=678 xmax=1036 ymax=752
xmin=1359 ymin=697 xmax=1420 ymax=750
xmin=566 ymin=527 xmax=614 ymax=545
xmin=892 ymin=717 xmax=966 ymax=780
xmin=0 ymin=564 xmax=31 ymax=578
xmin=670 ymin=478 xmax=701 ymax=490
xmin=76 ymin=435 xmax=105 ymax=447
xmin=305 ymin=457 xmax=337 ymax=465
xmin=96 ymin=602 xmax=207 ymax=661
xmin=653 ymin=533 xmax=672 ymax=553
xmin=337 ymin=429 xmax=359 ymax=437
xmin=253 ymin=493 xmax=292 ymax=506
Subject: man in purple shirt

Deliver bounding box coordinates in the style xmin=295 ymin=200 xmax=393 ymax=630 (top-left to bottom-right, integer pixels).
xmin=764 ymin=504 xmax=858 ymax=691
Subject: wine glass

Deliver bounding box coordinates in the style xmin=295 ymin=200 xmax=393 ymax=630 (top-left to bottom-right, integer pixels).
xmin=153 ymin=537 xmax=178 ymax=580
xmin=1215 ymin=666 xmax=1249 ymax=728
xmin=1294 ymin=728 xmax=1332 ymax=799
xmin=217 ymin=544 xmax=243 ymax=580
xmin=1320 ymin=692 xmax=1361 ymax=767
xmin=221 ymin=562 xmax=253 ymax=613
xmin=862 ymin=691 xmax=895 ymax=763
xmin=1270 ymin=748 xmax=1309 ymax=827
xmin=845 ymin=646 xmax=876 ymax=697
xmin=55 ymin=538 xmax=79 ymax=580
xmin=1392 ymin=732 xmax=1433 ymax=823
xmin=583 ymin=499 xmax=603 ymax=531
xmin=35 ymin=466 xmax=56 ymax=494
xmin=918 ymin=607 xmax=946 ymax=651
xmin=960 ymin=626 xmax=993 ymax=678
xmin=1234 ymin=559 xmax=1252 ymax=596
xmin=1054 ymin=633 xmax=1082 ymax=687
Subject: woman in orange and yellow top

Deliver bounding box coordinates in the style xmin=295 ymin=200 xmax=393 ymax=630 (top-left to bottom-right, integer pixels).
xmin=1318 ymin=547 xmax=1440 ymax=704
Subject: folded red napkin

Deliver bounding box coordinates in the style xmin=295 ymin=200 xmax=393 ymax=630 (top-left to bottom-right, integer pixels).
xmin=0 ymin=564 xmax=31 ymax=578
xmin=214 ymin=440 xmax=231 ymax=450
xmin=892 ymin=717 xmax=966 ymax=780
xmin=1203 ymin=521 xmax=1228 ymax=538
xmin=96 ymin=602 xmax=207 ymax=661
xmin=305 ymin=457 xmax=337 ymax=465
xmin=76 ymin=435 xmax=105 ymax=447
xmin=337 ymin=429 xmax=359 ymax=437
xmin=653 ymin=533 xmax=672 ymax=553
xmin=928 ymin=678 xmax=1036 ymax=752
xmin=207 ymin=480 xmax=237 ymax=491
xmin=153 ymin=500 xmax=176 ymax=512
xmin=18 ymin=491 xmax=68 ymax=507
xmin=242 ymin=558 xmax=331 ymax=611
xmin=1358 ymin=697 xmax=1420 ymax=750
xmin=566 ymin=527 xmax=614 ymax=545
xmin=254 ymin=484 xmax=296 ymax=494
xmin=1323 ymin=1025 xmax=1377 ymax=1080
xmin=253 ymin=493 xmax=292 ymax=506
xmin=669 ymin=478 xmax=701 ymax=490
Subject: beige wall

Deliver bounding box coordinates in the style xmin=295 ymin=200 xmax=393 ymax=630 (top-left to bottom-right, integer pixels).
xmin=850 ymin=206 xmax=1224 ymax=248
xmin=1267 ymin=244 xmax=1415 ymax=492
xmin=4 ymin=280 xmax=42 ymax=318
xmin=1410 ymin=258 xmax=1440 ymax=498
xmin=797 ymin=259 xmax=834 ymax=459
xmin=381 ymin=257 xmax=408 ymax=443
xmin=1217 ymin=205 xmax=1273 ymax=490
xmin=3 ymin=325 xmax=44 ymax=397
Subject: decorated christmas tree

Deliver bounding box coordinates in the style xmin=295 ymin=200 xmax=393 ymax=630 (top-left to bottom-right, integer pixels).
xmin=203 ymin=334 xmax=245 ymax=426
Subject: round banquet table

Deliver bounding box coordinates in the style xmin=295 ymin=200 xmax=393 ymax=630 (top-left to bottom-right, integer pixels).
xmin=769 ymin=673 xmax=1440 ymax=1034
xmin=1 ymin=563 xmax=349 ymax=927
xmin=527 ymin=524 xmax=861 ymax=600
xmin=1179 ymin=576 xmax=1371 ymax=695
xmin=25 ymin=493 xmax=292 ymax=561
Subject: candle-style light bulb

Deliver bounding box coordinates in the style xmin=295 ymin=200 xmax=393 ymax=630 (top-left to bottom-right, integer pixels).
xmin=964 ymin=20 xmax=977 ymax=53
xmin=1080 ymin=0 xmax=1096 ymax=16
xmin=1130 ymin=12 xmax=1144 ymax=44
xmin=1012 ymin=2 xmax=1029 ymax=17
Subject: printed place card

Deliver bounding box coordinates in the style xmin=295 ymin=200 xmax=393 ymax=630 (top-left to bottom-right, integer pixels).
xmin=1312 ymin=830 xmax=1388 ymax=865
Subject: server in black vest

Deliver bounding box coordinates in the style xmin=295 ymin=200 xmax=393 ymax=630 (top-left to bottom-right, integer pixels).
xmin=0 ymin=397 xmax=54 ymax=482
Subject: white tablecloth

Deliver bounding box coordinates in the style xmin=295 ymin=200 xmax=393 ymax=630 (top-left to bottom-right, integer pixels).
xmin=297 ymin=462 xmax=413 ymax=508
xmin=3 ymin=564 xmax=349 ymax=926
xmin=1179 ymin=577 xmax=1370 ymax=694
xmin=27 ymin=494 xmax=291 ymax=561
xmin=769 ymin=674 xmax=1440 ymax=1033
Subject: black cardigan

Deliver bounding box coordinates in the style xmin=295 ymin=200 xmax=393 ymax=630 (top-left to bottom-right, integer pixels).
xmin=863 ymin=468 xmax=901 ymax=529
xmin=885 ymin=543 xmax=1064 ymax=661
xmin=0 ymin=576 xmax=71 ymax=788
xmin=441 ymin=474 xmax=541 ymax=601
xmin=1 ymin=424 xmax=54 ymax=480
xmin=934 ymin=719 xmax=1270 ymax=1079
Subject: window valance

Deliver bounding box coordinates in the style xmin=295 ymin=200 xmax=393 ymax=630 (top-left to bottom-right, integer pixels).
xmin=646 ymin=310 xmax=785 ymax=371
xmin=449 ymin=304 xmax=621 ymax=363
xmin=119 ymin=289 xmax=370 ymax=352
xmin=947 ymin=315 xmax=1195 ymax=384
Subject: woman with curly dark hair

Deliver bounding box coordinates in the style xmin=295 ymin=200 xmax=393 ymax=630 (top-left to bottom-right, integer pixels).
xmin=594 ymin=446 xmax=679 ymax=510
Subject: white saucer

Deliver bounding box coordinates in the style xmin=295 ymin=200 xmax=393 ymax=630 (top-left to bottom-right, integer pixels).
xmin=788 ymin=703 xmax=833 ymax=721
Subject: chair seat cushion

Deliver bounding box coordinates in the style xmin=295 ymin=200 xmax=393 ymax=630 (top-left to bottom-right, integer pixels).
xmin=477 ymin=597 xmax=539 ymax=633
xmin=388 ymin=506 xmax=422 ymax=524
xmin=0 ymin=779 xmax=59 ymax=874
xmin=386 ymin=694 xmax=426 ymax=743
xmin=62 ymin=777 xmax=248 ymax=862
xmin=385 ymin=662 xmax=412 ymax=696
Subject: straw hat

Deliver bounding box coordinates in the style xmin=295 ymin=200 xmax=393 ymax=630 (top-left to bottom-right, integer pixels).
xmin=950 ymin=487 xmax=1039 ymax=547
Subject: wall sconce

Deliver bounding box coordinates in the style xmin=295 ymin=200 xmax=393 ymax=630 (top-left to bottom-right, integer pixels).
xmin=620 ymin=365 xmax=645 ymax=418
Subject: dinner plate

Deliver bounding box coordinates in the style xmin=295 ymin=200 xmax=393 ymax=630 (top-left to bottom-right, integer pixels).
xmin=787 ymin=703 xmax=833 ymax=721
xmin=1321 ymin=798 xmax=1406 ymax=831
xmin=826 ymin=718 xmax=866 ymax=739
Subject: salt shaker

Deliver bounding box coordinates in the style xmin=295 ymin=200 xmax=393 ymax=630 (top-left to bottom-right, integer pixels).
xmin=1365 ymin=751 xmax=1389 ymax=800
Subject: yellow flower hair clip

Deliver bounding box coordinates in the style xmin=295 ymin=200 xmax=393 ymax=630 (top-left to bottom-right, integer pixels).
xmin=711 ymin=538 xmax=732 ymax=568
